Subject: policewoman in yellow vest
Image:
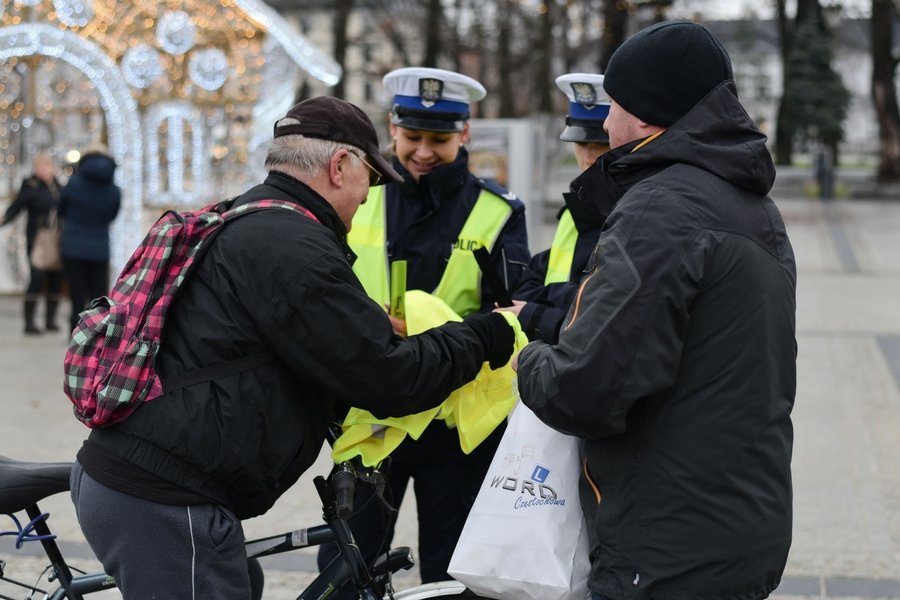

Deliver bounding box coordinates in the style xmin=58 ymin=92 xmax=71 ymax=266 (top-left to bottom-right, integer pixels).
xmin=317 ymin=67 xmax=530 ymax=591
xmin=508 ymin=73 xmax=619 ymax=344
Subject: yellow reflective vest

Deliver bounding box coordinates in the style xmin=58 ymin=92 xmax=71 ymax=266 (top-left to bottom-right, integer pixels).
xmin=544 ymin=208 xmax=578 ymax=284
xmin=332 ymin=291 xmax=529 ymax=466
xmin=348 ymin=185 xmax=513 ymax=316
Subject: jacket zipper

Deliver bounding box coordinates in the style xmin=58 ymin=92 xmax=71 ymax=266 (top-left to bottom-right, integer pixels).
xmin=582 ymin=457 xmax=601 ymax=503
xmin=564 ymin=266 xmax=598 ymax=331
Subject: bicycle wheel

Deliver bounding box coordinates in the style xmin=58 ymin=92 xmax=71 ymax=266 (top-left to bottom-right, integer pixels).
xmin=391 ymin=580 xmax=491 ymax=599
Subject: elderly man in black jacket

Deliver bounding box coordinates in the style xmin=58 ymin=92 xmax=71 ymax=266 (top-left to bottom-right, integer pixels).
xmin=70 ymin=96 xmax=516 ymax=600
xmin=514 ymin=21 xmax=797 ymax=600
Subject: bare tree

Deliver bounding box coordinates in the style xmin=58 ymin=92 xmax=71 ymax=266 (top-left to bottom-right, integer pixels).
xmin=536 ymin=1 xmax=558 ymax=113
xmin=332 ymin=0 xmax=354 ymax=99
xmin=423 ymin=0 xmax=443 ymax=66
xmin=774 ymin=0 xmax=791 ymax=164
xmin=497 ymin=0 xmax=516 ymax=116
xmin=871 ymin=0 xmax=900 ymax=182
xmin=600 ymin=0 xmax=629 ymax=71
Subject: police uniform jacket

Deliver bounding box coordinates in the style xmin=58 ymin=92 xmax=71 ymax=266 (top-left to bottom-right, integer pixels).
xmin=2 ymin=175 xmax=60 ymax=254
xmin=513 ymin=153 xmax=621 ymax=343
xmin=383 ymin=148 xmax=530 ymax=463
xmin=59 ymin=153 xmax=121 ymax=262
xmin=517 ymin=82 xmax=797 ymax=600
xmin=78 ymin=171 xmax=506 ymax=519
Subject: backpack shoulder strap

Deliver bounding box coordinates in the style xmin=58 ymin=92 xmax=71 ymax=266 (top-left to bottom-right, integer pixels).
xmin=156 ymin=199 xmax=316 ymax=393
xmin=223 ymin=199 xmax=320 ymax=223
xmin=162 ymin=351 xmax=275 ymax=393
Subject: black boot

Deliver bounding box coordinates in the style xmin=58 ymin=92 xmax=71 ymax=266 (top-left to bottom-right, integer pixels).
xmin=24 ymin=299 xmax=41 ymax=335
xmin=45 ymin=299 xmax=60 ymax=332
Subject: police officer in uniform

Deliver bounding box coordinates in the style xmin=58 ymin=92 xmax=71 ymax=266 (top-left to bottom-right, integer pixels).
xmin=317 ymin=67 xmax=530 ymax=591
xmin=509 ymin=73 xmax=615 ymax=343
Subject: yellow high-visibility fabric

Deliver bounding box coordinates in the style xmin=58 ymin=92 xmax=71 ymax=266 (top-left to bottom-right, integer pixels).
xmin=331 ymin=290 xmax=529 ymax=467
xmin=544 ymin=208 xmax=578 ymax=285
xmin=348 ymin=186 xmax=390 ymax=306
xmin=348 ymin=187 xmax=512 ymax=316
xmin=431 ymin=190 xmax=513 ymax=316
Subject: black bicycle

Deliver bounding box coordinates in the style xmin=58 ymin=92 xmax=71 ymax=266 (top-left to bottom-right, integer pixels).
xmin=0 ymin=453 xmax=484 ymax=600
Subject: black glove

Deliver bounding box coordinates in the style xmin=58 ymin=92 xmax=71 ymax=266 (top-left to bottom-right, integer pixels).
xmin=463 ymin=312 xmax=515 ymax=370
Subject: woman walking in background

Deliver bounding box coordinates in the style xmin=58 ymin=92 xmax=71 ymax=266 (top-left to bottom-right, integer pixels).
xmin=59 ymin=144 xmax=121 ymax=331
xmin=0 ymin=152 xmax=64 ymax=335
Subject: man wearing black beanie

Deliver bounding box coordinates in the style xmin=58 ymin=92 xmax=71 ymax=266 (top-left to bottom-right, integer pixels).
xmin=604 ymin=20 xmax=735 ymax=128
xmin=513 ymin=20 xmax=797 ymax=600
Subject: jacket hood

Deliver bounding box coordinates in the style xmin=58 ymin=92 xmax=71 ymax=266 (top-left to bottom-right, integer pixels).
xmin=77 ymin=153 xmax=117 ymax=184
xmin=612 ymin=81 xmax=775 ymax=196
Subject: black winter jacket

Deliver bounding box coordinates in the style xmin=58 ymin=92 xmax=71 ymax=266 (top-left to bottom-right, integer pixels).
xmin=513 ymin=153 xmax=621 ymax=343
xmin=3 ymin=175 xmax=61 ymax=255
xmin=517 ymin=82 xmax=797 ymax=600
xmin=81 ymin=172 xmax=508 ymax=519
xmin=59 ymin=153 xmax=121 ymax=262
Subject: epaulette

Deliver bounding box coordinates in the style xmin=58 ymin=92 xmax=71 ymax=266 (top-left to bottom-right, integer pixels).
xmin=475 ymin=178 xmax=521 ymax=206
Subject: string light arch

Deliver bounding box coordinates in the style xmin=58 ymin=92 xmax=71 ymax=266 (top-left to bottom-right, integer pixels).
xmin=0 ymin=0 xmax=340 ymax=284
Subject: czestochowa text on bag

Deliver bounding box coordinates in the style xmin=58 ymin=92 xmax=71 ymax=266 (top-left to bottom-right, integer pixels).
xmin=63 ymin=198 xmax=318 ymax=429
xmin=448 ymin=401 xmax=590 ymax=600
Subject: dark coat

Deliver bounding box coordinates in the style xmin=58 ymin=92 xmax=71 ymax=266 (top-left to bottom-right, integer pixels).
xmin=513 ymin=153 xmax=622 ymax=343
xmin=517 ymin=82 xmax=797 ymax=600
xmin=59 ymin=153 xmax=121 ymax=262
xmin=383 ymin=148 xmax=531 ymax=463
xmin=82 ymin=171 xmax=501 ymax=519
xmin=3 ymin=174 xmax=61 ymax=254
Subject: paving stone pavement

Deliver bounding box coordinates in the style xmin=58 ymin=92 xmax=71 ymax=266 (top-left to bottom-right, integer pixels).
xmin=2 ymin=196 xmax=900 ymax=599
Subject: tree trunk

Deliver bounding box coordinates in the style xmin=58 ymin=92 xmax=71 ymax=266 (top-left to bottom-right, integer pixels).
xmin=600 ymin=0 xmax=628 ymax=72
xmin=497 ymin=0 xmax=515 ymax=117
xmin=332 ymin=0 xmax=353 ymax=99
xmin=423 ymin=0 xmax=443 ymax=66
xmin=871 ymin=0 xmax=900 ymax=182
xmin=773 ymin=0 xmax=793 ymax=164
xmin=537 ymin=0 xmax=556 ymax=113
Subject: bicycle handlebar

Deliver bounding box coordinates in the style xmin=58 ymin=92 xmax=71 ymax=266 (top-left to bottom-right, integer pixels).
xmin=323 ymin=421 xmax=389 ymax=521
xmin=331 ymin=462 xmax=357 ymax=520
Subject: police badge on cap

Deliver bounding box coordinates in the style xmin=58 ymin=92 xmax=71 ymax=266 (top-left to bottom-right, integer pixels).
xmin=383 ymin=67 xmax=487 ymax=132
xmin=555 ymin=73 xmax=610 ymax=144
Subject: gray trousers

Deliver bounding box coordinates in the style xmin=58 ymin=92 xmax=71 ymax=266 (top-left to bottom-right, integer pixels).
xmin=70 ymin=461 xmax=252 ymax=599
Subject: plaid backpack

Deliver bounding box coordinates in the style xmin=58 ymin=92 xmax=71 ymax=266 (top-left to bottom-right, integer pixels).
xmin=63 ymin=197 xmax=319 ymax=429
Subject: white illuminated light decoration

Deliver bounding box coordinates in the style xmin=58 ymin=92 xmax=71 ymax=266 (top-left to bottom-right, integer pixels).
xmin=145 ymin=102 xmax=206 ymax=206
xmin=0 ymin=24 xmax=143 ymax=274
xmin=232 ymin=0 xmax=341 ymax=87
xmin=0 ymin=4 xmax=342 ymax=274
xmin=0 ymin=67 xmax=22 ymax=105
xmin=121 ymin=43 xmax=163 ymax=89
xmin=156 ymin=10 xmax=196 ymax=56
xmin=53 ymin=0 xmax=94 ymax=28
xmin=188 ymin=47 xmax=228 ymax=91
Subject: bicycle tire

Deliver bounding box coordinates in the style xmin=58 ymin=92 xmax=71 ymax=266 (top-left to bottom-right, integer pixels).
xmin=391 ymin=580 xmax=491 ymax=599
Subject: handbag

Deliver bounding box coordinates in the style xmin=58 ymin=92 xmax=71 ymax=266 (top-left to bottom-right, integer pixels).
xmin=30 ymin=212 xmax=62 ymax=271
xmin=448 ymin=401 xmax=590 ymax=600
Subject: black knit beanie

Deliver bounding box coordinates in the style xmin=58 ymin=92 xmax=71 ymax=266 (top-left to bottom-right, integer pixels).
xmin=603 ymin=21 xmax=734 ymax=127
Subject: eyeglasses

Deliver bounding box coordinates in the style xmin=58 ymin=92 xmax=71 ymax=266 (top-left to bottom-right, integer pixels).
xmin=349 ymin=150 xmax=382 ymax=186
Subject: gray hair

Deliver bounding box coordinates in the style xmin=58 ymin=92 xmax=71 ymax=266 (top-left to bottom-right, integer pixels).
xmin=265 ymin=117 xmax=363 ymax=178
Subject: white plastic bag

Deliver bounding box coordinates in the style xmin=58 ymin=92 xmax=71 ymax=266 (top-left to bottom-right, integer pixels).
xmin=448 ymin=402 xmax=590 ymax=600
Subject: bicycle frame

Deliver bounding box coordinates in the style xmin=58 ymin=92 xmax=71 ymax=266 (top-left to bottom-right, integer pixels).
xmin=0 ymin=455 xmax=482 ymax=600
